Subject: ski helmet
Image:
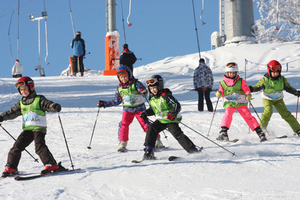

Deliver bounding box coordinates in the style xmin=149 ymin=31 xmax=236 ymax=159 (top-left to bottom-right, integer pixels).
xmin=117 ymin=66 xmax=132 ymax=81
xmin=225 ymin=62 xmax=239 ymax=78
xmin=146 ymin=75 xmax=164 ymax=94
xmin=123 ymin=44 xmax=128 ymax=49
xmin=76 ymin=31 xmax=81 ymax=36
xmin=267 ymin=60 xmax=282 ymax=76
xmin=15 ymin=76 xmax=35 ymax=94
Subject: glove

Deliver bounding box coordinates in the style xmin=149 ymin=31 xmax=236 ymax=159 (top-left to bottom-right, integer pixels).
xmin=246 ymin=93 xmax=252 ymax=102
xmin=98 ymin=101 xmax=105 ymax=108
xmin=215 ymin=91 xmax=222 ymax=98
xmin=167 ymin=113 xmax=175 ymax=120
xmin=295 ymin=90 xmax=300 ymax=97
xmin=0 ymin=116 xmax=3 ymax=122
xmin=140 ymin=111 xmax=148 ymax=120
xmin=139 ymin=88 xmax=147 ymax=95
xmin=54 ymin=104 xmax=61 ymax=112
xmin=201 ymin=88 xmax=208 ymax=92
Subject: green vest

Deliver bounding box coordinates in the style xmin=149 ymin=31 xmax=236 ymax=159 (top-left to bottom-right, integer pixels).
xmin=261 ymin=76 xmax=284 ymax=100
xmin=20 ymin=95 xmax=47 ymax=130
xmin=118 ymin=80 xmax=145 ymax=107
xmin=150 ymin=96 xmax=182 ymax=123
xmin=220 ymin=78 xmax=247 ymax=109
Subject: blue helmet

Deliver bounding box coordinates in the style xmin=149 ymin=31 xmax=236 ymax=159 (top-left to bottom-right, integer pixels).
xmin=117 ymin=66 xmax=133 ymax=82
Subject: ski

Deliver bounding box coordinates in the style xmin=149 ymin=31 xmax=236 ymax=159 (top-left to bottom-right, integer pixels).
xmin=216 ymin=139 xmax=239 ymax=143
xmin=132 ymin=159 xmax=145 ymax=164
xmin=168 ymin=156 xmax=180 ymax=161
xmin=132 ymin=157 xmax=157 ymax=164
xmin=0 ymin=171 xmax=26 ymax=180
xmin=14 ymin=168 xmax=81 ymax=181
xmin=275 ymin=135 xmax=288 ymax=139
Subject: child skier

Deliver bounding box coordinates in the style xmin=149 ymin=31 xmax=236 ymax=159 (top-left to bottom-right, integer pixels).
xmin=215 ymin=62 xmax=266 ymax=142
xmin=0 ymin=76 xmax=63 ymax=177
xmin=140 ymin=75 xmax=200 ymax=160
xmin=249 ymin=60 xmax=300 ymax=136
xmin=98 ymin=66 xmax=164 ymax=152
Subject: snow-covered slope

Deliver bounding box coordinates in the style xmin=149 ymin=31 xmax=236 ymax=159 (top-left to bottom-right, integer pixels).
xmin=0 ymin=42 xmax=300 ymax=199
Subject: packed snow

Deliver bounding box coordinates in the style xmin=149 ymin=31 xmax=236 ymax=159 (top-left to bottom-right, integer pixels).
xmin=0 ymin=42 xmax=300 ymax=199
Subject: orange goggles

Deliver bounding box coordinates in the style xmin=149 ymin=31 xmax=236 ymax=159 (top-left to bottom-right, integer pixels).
xmin=117 ymin=69 xmax=127 ymax=76
xmin=226 ymin=62 xmax=237 ymax=68
xmin=15 ymin=81 xmax=26 ymax=89
xmin=268 ymin=65 xmax=281 ymax=72
xmin=146 ymin=78 xmax=158 ymax=86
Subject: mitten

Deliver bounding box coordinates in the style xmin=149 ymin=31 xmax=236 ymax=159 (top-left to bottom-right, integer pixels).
xmin=98 ymin=101 xmax=105 ymax=108
xmin=54 ymin=104 xmax=61 ymax=112
xmin=215 ymin=91 xmax=222 ymax=98
xmin=140 ymin=111 xmax=147 ymax=120
xmin=167 ymin=113 xmax=175 ymax=120
xmin=246 ymin=93 xmax=252 ymax=102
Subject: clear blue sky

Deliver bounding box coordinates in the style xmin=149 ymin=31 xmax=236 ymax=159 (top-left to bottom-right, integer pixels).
xmin=0 ymin=0 xmax=260 ymax=78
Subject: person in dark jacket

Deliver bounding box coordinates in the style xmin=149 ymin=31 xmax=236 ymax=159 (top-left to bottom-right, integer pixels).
xmin=193 ymin=58 xmax=214 ymax=112
xmin=71 ymin=31 xmax=86 ymax=76
xmin=119 ymin=44 xmax=137 ymax=72
xmin=0 ymin=77 xmax=63 ymax=177
xmin=140 ymin=75 xmax=200 ymax=160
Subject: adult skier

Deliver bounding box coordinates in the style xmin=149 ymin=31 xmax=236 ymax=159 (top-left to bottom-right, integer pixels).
xmin=193 ymin=58 xmax=214 ymax=112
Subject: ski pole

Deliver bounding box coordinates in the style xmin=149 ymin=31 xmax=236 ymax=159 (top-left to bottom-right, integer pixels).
xmin=0 ymin=124 xmax=39 ymax=163
xmin=179 ymin=121 xmax=236 ymax=156
xmin=248 ymin=103 xmax=251 ymax=133
xmin=207 ymin=98 xmax=219 ymax=137
xmin=296 ymin=96 xmax=299 ymax=120
xmin=58 ymin=113 xmax=74 ymax=170
xmin=87 ymin=107 xmax=100 ymax=149
xmin=249 ymin=101 xmax=270 ymax=136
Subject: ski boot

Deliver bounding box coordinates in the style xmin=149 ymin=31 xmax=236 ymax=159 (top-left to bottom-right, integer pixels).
xmin=296 ymin=129 xmax=300 ymax=137
xmin=155 ymin=136 xmax=165 ymax=149
xmin=143 ymin=146 xmax=155 ymax=160
xmin=216 ymin=127 xmax=229 ymax=141
xmin=188 ymin=146 xmax=202 ymax=154
xmin=1 ymin=166 xmax=18 ymax=177
xmin=117 ymin=141 xmax=127 ymax=153
xmin=255 ymin=127 xmax=267 ymax=142
xmin=41 ymin=162 xmax=66 ymax=174
xmin=41 ymin=163 xmax=59 ymax=174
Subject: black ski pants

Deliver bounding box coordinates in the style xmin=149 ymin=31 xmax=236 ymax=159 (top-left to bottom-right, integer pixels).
xmin=6 ymin=131 xmax=56 ymax=169
xmin=197 ymin=88 xmax=213 ymax=111
xmin=72 ymin=55 xmax=84 ymax=76
xmin=144 ymin=120 xmax=195 ymax=152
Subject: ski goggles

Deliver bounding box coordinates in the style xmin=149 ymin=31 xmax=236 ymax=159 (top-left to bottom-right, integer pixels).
xmin=146 ymin=78 xmax=158 ymax=86
xmin=116 ymin=69 xmax=128 ymax=76
xmin=226 ymin=62 xmax=238 ymax=68
xmin=268 ymin=64 xmax=281 ymax=72
xmin=15 ymin=81 xmax=26 ymax=89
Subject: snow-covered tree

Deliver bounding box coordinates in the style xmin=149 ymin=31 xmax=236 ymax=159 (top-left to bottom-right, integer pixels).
xmin=254 ymin=0 xmax=300 ymax=43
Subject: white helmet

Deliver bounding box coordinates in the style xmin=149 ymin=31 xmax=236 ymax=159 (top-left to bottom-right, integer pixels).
xmin=225 ymin=62 xmax=239 ymax=73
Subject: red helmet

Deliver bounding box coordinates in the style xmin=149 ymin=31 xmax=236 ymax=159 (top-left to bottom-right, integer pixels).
xmin=267 ymin=60 xmax=282 ymax=76
xmin=15 ymin=76 xmax=35 ymax=93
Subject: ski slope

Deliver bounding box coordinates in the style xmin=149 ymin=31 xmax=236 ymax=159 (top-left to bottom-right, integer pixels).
xmin=0 ymin=42 xmax=300 ymax=199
